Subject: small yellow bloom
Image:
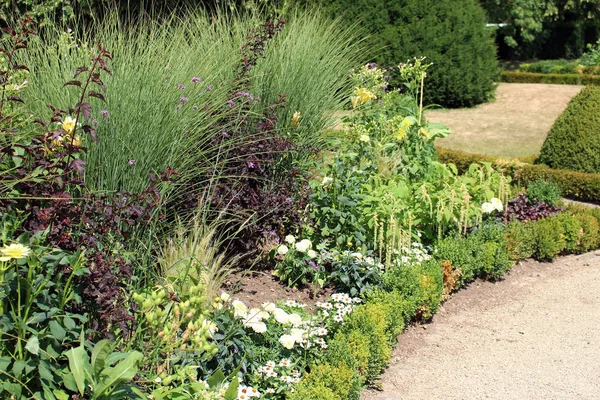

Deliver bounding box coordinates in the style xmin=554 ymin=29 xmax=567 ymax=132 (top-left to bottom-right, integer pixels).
xmin=395 ymin=128 xmax=407 ymax=141
xmin=419 ymin=128 xmax=430 ymax=139
xmin=0 ymin=243 xmax=31 ymax=261
xmin=62 ymin=116 xmax=76 ymax=135
xmin=351 ymin=96 xmax=360 ymax=108
xmin=354 ymin=87 xmax=376 ymax=105
xmin=291 ymin=111 xmax=301 ymax=128
xmin=401 ymin=117 xmax=413 ymax=128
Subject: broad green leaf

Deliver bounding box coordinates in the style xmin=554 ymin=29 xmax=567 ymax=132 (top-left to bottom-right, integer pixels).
xmin=39 ymin=360 xmax=54 ymax=382
xmin=224 ymin=377 xmax=239 ymax=400
xmin=93 ymin=351 xmax=142 ymax=396
xmin=49 ymin=320 xmax=66 ymax=342
xmin=53 ymin=390 xmax=69 ymax=400
xmin=66 ymin=345 xmax=90 ymax=395
xmin=0 ymin=357 xmax=10 ymax=371
xmin=207 ymin=369 xmax=227 ymax=387
xmin=91 ymin=340 xmax=112 ymax=376
xmin=25 ymin=336 xmax=40 ymax=355
xmin=12 ymin=360 xmax=26 ymax=377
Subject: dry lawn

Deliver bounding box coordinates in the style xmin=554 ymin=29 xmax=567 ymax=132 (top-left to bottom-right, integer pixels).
xmin=431 ymin=83 xmax=583 ymax=158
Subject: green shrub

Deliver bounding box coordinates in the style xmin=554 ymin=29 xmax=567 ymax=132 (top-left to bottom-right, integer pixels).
xmin=537 ymin=85 xmax=600 ymax=173
xmin=574 ymin=213 xmax=600 ymax=252
xmin=527 ymin=179 xmax=562 ymax=205
xmin=434 ymin=235 xmax=478 ymax=286
xmin=342 ymin=303 xmax=391 ymax=383
xmin=365 ymin=289 xmax=409 ymax=338
xmin=382 ymin=260 xmax=443 ymax=321
xmin=472 ymin=224 xmax=513 ymax=280
xmin=506 ymin=220 xmax=536 ymax=260
xmin=519 ymin=60 xmax=580 ymax=75
xmin=287 ymin=382 xmax=338 ymax=400
xmin=306 ymin=0 xmax=498 ymax=108
xmin=533 ymin=217 xmax=566 ymax=261
xmin=325 ymin=330 xmax=370 ymax=383
xmin=292 ymin=363 xmax=359 ymax=400
xmin=500 ymin=71 xmax=600 ymax=85
xmin=557 ymin=213 xmax=584 ymax=253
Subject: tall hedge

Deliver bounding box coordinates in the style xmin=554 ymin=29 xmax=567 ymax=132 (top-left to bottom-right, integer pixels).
xmin=300 ymin=0 xmax=499 ymax=108
xmin=537 ymin=85 xmax=600 ymax=173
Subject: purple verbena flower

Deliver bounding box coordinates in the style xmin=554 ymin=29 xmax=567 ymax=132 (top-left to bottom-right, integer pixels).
xmin=192 ymin=77 xmax=201 ymax=83
xmin=101 ymin=109 xmax=109 ymax=119
xmin=221 ymin=131 xmax=230 ymax=137
xmin=247 ymin=161 xmax=255 ymax=168
xmin=129 ymin=159 xmax=136 ymax=166
xmin=286 ymin=197 xmax=293 ymax=203
xmin=193 ymin=105 xmax=199 ymax=110
xmin=91 ymin=119 xmax=98 ymax=125
xmin=227 ymin=100 xmax=234 ymax=108
xmin=180 ymin=97 xmax=188 ymax=103
xmin=206 ymin=85 xmax=213 ymax=91
xmin=177 ymin=83 xmax=185 ymax=90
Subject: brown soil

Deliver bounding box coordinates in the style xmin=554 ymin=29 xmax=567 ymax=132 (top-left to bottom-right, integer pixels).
xmin=361 ymin=250 xmax=600 ymax=400
xmin=221 ymin=269 xmax=335 ymax=309
xmin=432 ymin=83 xmax=583 ymax=157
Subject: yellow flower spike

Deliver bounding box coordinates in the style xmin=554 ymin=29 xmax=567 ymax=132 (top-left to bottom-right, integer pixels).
xmin=355 ymin=87 xmax=376 ymax=105
xmin=61 ymin=116 xmax=76 ymax=135
xmin=291 ymin=111 xmax=301 ymax=128
xmin=0 ymin=243 xmax=31 ymax=261
xmin=351 ymin=96 xmax=360 ymax=108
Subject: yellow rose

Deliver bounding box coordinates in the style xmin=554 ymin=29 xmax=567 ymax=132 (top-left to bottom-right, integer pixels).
xmin=62 ymin=116 xmax=76 ymax=135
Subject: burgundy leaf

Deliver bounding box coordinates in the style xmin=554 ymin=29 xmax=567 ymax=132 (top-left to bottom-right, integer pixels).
xmin=63 ymin=80 xmax=82 ymax=87
xmin=74 ymin=66 xmax=89 ymax=78
xmin=83 ymin=125 xmax=97 ymax=143
xmin=78 ymin=102 xmax=92 ymax=121
xmin=88 ymin=91 xmax=106 ymax=102
xmin=7 ymin=96 xmax=24 ymax=103
xmin=13 ymin=65 xmax=29 ymax=71
xmin=70 ymin=159 xmax=86 ymax=176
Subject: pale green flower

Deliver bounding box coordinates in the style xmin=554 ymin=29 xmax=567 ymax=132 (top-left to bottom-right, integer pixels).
xmin=0 ymin=243 xmax=31 ymax=261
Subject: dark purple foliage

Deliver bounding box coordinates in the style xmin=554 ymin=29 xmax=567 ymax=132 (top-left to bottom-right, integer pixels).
xmin=504 ymin=193 xmax=562 ymax=222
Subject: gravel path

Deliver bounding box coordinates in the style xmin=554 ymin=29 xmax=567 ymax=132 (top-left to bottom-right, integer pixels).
xmin=361 ymin=251 xmax=600 ymax=400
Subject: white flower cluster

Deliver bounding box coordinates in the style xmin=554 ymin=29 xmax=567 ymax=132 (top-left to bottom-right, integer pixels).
xmin=277 ymin=235 xmax=316 ymax=258
xmin=316 ymin=293 xmax=361 ymax=323
xmin=256 ymin=359 xmax=303 ymax=396
xmin=481 ymin=197 xmax=503 ymax=214
xmin=393 ymin=241 xmax=431 ymax=267
xmin=237 ymin=385 xmax=261 ymax=399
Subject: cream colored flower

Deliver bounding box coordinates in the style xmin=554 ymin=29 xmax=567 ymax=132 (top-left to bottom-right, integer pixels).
xmin=284 ymin=235 xmax=296 ymax=245
xmin=321 ymin=176 xmax=334 ymax=186
xmin=290 ymin=328 xmax=305 ymax=343
xmin=288 ymin=313 xmax=303 ymax=327
xmin=481 ymin=202 xmax=495 ymax=214
xmin=220 ymin=292 xmax=231 ymax=302
xmin=277 ymin=244 xmax=289 ymax=256
xmin=232 ymin=300 xmax=248 ymax=318
xmin=201 ymin=319 xmax=218 ymax=338
xmin=490 ymin=197 xmax=504 ymax=212
xmin=262 ymin=302 xmax=277 ymax=313
xmin=295 ymin=239 xmax=312 ymax=253
xmin=246 ymin=321 xmax=267 ymax=334
xmin=279 ymin=334 xmax=295 ymax=349
xmin=307 ymin=249 xmax=317 ymax=259
xmin=0 ymin=243 xmax=31 ymax=261
xmin=273 ymin=308 xmax=290 ymax=324
xmin=359 ymin=134 xmax=370 ymax=143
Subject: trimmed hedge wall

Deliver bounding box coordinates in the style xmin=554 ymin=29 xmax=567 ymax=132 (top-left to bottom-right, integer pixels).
xmin=436 ymin=147 xmax=600 ymax=202
xmin=500 ymin=71 xmax=600 ymax=85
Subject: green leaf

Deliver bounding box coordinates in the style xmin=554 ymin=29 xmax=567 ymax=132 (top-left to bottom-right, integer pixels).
xmin=0 ymin=357 xmax=10 ymax=371
xmin=66 ymin=345 xmax=90 ymax=395
xmin=12 ymin=360 xmax=26 ymax=378
xmin=224 ymin=377 xmax=239 ymax=400
xmin=53 ymin=390 xmax=69 ymax=400
xmin=207 ymin=369 xmax=227 ymax=388
xmin=39 ymin=360 xmax=54 ymax=382
xmin=93 ymin=351 xmax=142 ymax=397
xmin=25 ymin=336 xmax=40 ymax=355
xmin=91 ymin=340 xmax=112 ymax=376
xmin=49 ymin=320 xmax=66 ymax=342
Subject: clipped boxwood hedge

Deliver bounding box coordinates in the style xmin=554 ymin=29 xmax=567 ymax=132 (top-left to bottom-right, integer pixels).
xmin=436 ymin=147 xmax=600 ymax=202
xmin=537 ymin=85 xmax=600 ymax=173
xmin=500 ymin=71 xmax=600 ymax=85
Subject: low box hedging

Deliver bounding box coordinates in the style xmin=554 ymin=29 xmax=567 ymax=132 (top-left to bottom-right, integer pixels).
xmin=500 ymin=71 xmax=600 ymax=85
xmin=297 ymin=204 xmax=600 ymax=400
xmin=436 ymin=147 xmax=600 ymax=202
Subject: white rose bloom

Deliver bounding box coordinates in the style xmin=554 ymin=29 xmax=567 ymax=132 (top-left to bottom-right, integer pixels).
xmin=232 ymin=300 xmax=248 ymax=319
xmin=295 ymin=239 xmax=312 ymax=253
xmin=307 ymin=249 xmax=317 ymax=259
xmin=490 ymin=197 xmax=503 ymax=212
xmin=220 ymin=292 xmax=231 ymax=302
xmin=246 ymin=321 xmax=267 ymax=334
xmin=274 ymin=308 xmax=290 ymax=324
xmin=279 ymin=334 xmax=295 ymax=349
xmin=288 ymin=313 xmax=303 ymax=327
xmin=277 ymin=244 xmax=289 ymax=256
xmin=202 ymin=319 xmax=218 ymax=338
xmin=290 ymin=328 xmax=305 ymax=343
xmin=481 ymin=202 xmax=494 ymax=214
xmin=262 ymin=302 xmax=277 ymax=313
xmin=284 ymin=235 xmax=296 ymax=245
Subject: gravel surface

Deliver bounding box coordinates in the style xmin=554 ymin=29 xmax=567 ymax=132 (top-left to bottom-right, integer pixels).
xmin=361 ymin=251 xmax=600 ymax=400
